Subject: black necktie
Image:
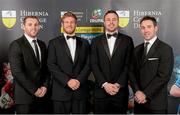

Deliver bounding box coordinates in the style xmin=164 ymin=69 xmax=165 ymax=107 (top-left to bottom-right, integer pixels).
xmin=32 ymin=40 xmax=40 ymax=64
xmin=67 ymin=35 xmax=76 ymax=40
xmin=107 ymin=33 xmax=118 ymax=39
xmin=142 ymin=42 xmax=149 ymax=60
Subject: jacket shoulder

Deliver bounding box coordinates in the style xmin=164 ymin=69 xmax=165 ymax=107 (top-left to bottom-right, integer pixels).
xmin=91 ymin=34 xmax=105 ymax=43
xmin=159 ymin=40 xmax=172 ymax=50
xmin=49 ymin=36 xmax=62 ymax=44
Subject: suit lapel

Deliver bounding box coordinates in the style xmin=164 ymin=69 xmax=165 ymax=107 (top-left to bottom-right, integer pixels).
xmin=23 ymin=36 xmax=40 ymax=66
xmin=59 ymin=36 xmax=73 ymax=63
xmin=37 ymin=40 xmax=44 ymax=67
xmin=111 ymin=33 xmax=122 ymax=57
xmin=74 ymin=38 xmax=81 ymax=65
xmin=142 ymin=38 xmax=160 ymax=65
xmin=101 ymin=35 xmax=111 ymax=60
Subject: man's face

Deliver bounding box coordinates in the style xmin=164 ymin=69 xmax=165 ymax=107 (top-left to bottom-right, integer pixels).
xmin=140 ymin=20 xmax=158 ymax=41
xmin=62 ymin=17 xmax=76 ymax=35
xmin=23 ymin=18 xmax=40 ymax=38
xmin=104 ymin=13 xmax=119 ymax=33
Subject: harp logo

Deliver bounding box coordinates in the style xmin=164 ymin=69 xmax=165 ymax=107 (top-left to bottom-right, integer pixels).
xmin=2 ymin=11 xmax=16 ymax=29
xmin=116 ymin=11 xmax=130 ymax=28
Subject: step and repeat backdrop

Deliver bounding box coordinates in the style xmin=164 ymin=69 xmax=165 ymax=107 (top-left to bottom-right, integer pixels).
xmin=0 ymin=0 xmax=180 ymax=113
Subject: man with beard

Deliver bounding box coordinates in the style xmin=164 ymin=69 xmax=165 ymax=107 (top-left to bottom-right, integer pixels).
xmin=47 ymin=12 xmax=90 ymax=114
xmin=9 ymin=16 xmax=50 ymax=114
xmin=91 ymin=10 xmax=134 ymax=114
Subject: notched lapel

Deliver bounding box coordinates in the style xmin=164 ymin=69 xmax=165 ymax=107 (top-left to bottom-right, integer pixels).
xmin=74 ymin=39 xmax=82 ymax=65
xmin=37 ymin=40 xmax=44 ymax=67
xmin=111 ymin=34 xmax=122 ymax=57
xmin=102 ymin=37 xmax=111 ymax=60
xmin=23 ymin=37 xmax=40 ymax=66
xmin=142 ymin=39 xmax=160 ymax=65
xmin=59 ymin=37 xmax=73 ymax=63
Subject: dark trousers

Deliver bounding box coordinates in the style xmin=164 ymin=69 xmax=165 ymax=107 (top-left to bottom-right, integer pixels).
xmin=16 ymin=97 xmax=51 ymax=114
xmin=16 ymin=103 xmax=43 ymax=114
xmin=94 ymin=97 xmax=128 ymax=114
xmin=53 ymin=99 xmax=87 ymax=114
xmin=134 ymin=103 xmax=167 ymax=114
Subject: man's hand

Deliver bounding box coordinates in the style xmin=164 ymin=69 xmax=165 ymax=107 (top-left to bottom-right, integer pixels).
xmin=39 ymin=86 xmax=47 ymax=97
xmin=67 ymin=79 xmax=80 ymax=90
xmin=103 ymin=83 xmax=119 ymax=95
xmin=134 ymin=90 xmax=147 ymax=104
xmin=34 ymin=87 xmax=47 ymax=97
xmin=34 ymin=88 xmax=42 ymax=97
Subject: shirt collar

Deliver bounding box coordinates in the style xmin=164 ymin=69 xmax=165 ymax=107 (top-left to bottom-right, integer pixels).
xmin=144 ymin=36 xmax=157 ymax=46
xmin=63 ymin=33 xmax=76 ymax=40
xmin=24 ymin=33 xmax=37 ymax=43
xmin=106 ymin=30 xmax=118 ymax=37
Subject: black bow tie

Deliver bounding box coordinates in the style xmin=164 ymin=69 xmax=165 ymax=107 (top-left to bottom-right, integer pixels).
xmin=67 ymin=35 xmax=76 ymax=40
xmin=107 ymin=33 xmax=118 ymax=39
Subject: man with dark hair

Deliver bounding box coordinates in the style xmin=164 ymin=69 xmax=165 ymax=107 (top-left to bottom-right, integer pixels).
xmin=91 ymin=10 xmax=134 ymax=114
xmin=47 ymin=12 xmax=90 ymax=114
xmin=9 ymin=16 xmax=50 ymax=114
xmin=129 ymin=16 xmax=174 ymax=113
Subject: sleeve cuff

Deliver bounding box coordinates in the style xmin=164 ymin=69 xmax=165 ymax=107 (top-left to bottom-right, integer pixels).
xmin=102 ymin=82 xmax=108 ymax=88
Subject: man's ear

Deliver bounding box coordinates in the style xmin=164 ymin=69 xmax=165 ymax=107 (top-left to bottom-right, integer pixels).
xmin=155 ymin=25 xmax=158 ymax=32
xmin=21 ymin=24 xmax=25 ymax=30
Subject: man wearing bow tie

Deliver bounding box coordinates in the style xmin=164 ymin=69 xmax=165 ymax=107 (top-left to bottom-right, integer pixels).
xmin=47 ymin=12 xmax=90 ymax=114
xmin=129 ymin=16 xmax=174 ymax=113
xmin=91 ymin=10 xmax=134 ymax=114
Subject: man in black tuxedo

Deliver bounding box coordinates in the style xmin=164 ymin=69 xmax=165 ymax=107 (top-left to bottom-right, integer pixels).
xmin=91 ymin=10 xmax=134 ymax=114
xmin=129 ymin=16 xmax=174 ymax=114
xmin=47 ymin=12 xmax=90 ymax=114
xmin=9 ymin=16 xmax=50 ymax=114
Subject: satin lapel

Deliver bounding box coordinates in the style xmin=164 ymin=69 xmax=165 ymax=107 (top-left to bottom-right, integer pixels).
xmin=74 ymin=38 xmax=81 ymax=65
xmin=142 ymin=39 xmax=160 ymax=65
xmin=23 ymin=36 xmax=40 ymax=65
xmin=58 ymin=36 xmax=73 ymax=63
xmin=101 ymin=36 xmax=111 ymax=60
xmin=111 ymin=34 xmax=122 ymax=57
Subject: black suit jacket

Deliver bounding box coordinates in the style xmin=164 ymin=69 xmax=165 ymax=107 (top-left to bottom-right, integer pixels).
xmin=47 ymin=35 xmax=90 ymax=101
xmin=9 ymin=35 xmax=50 ymax=104
xmin=91 ymin=33 xmax=134 ymax=102
xmin=129 ymin=38 xmax=174 ymax=110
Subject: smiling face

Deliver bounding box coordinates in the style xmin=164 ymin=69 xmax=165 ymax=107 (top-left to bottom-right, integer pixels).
xmin=140 ymin=19 xmax=158 ymax=41
xmin=104 ymin=12 xmax=119 ymax=33
xmin=62 ymin=16 xmax=77 ymax=35
xmin=22 ymin=17 xmax=40 ymax=38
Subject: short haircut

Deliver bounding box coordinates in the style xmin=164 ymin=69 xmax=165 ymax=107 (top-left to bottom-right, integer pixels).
xmin=104 ymin=10 xmax=119 ymax=20
xmin=140 ymin=16 xmax=157 ymax=26
xmin=61 ymin=11 xmax=77 ymax=23
xmin=23 ymin=16 xmax=40 ymax=25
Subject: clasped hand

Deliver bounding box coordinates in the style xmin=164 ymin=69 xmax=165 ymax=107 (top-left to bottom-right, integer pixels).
xmin=34 ymin=86 xmax=47 ymax=97
xmin=134 ymin=90 xmax=147 ymax=104
xmin=104 ymin=83 xmax=120 ymax=95
xmin=67 ymin=79 xmax=80 ymax=90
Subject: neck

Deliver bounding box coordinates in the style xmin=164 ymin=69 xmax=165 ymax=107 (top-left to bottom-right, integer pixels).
xmin=106 ymin=30 xmax=118 ymax=34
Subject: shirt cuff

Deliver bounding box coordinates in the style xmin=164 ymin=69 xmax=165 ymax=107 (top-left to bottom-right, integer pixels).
xmin=102 ymin=82 xmax=108 ymax=88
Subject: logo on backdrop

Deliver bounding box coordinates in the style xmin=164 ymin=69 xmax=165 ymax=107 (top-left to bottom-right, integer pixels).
xmin=92 ymin=9 xmax=102 ymax=19
xmin=90 ymin=9 xmax=103 ymax=23
xmin=2 ymin=11 xmax=16 ymax=29
xmin=116 ymin=10 xmax=130 ymax=28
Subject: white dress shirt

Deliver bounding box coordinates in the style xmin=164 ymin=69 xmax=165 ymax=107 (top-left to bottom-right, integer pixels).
xmin=24 ymin=34 xmax=41 ymax=62
xmin=106 ymin=32 xmax=117 ymax=56
xmin=64 ymin=33 xmax=76 ymax=62
xmin=144 ymin=36 xmax=157 ymax=54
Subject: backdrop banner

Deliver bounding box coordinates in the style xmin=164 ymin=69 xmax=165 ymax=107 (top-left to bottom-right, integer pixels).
xmin=0 ymin=0 xmax=179 ymax=113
